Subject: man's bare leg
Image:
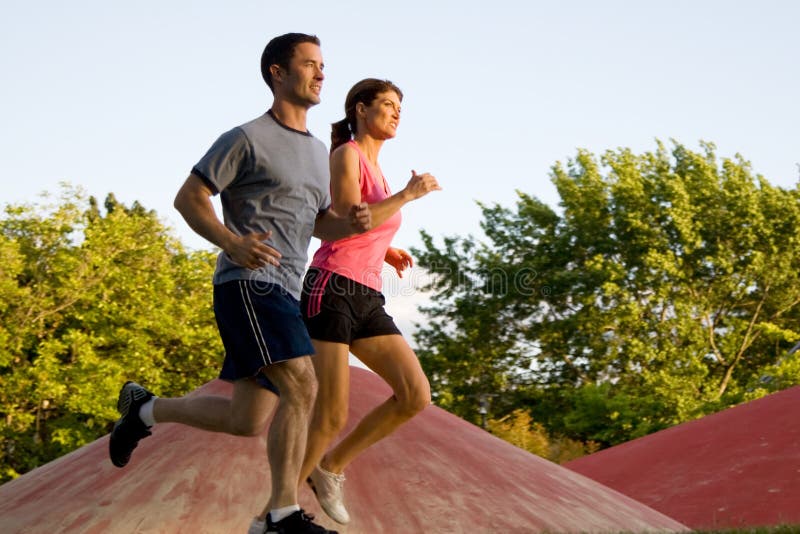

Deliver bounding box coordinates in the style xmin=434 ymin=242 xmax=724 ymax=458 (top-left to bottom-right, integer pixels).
xmin=153 ymin=377 xmax=277 ymax=436
xmin=260 ymin=355 xmax=318 ymax=511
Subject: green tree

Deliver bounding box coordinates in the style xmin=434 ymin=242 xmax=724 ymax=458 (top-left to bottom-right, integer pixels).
xmin=0 ymin=186 xmax=219 ymax=482
xmin=411 ymin=233 xmax=530 ymax=425
xmin=413 ymin=141 xmax=800 ymax=447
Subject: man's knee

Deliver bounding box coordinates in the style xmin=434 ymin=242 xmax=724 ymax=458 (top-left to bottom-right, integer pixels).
xmin=267 ymin=357 xmax=318 ymax=408
xmin=229 ymin=416 xmax=265 ymax=437
xmin=228 ymin=404 xmax=270 ymax=436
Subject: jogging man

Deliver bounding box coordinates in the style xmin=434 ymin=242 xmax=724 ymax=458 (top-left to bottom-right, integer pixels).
xmin=108 ymin=33 xmax=369 ymax=534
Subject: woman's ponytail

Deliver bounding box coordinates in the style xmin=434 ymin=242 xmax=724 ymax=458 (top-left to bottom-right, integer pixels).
xmin=330 ymin=118 xmax=352 ymax=151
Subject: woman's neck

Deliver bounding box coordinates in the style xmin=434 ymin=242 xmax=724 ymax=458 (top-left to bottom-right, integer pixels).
xmin=354 ymin=135 xmax=384 ymax=166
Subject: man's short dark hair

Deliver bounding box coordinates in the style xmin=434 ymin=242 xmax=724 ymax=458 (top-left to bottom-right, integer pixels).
xmin=261 ymin=33 xmax=321 ymax=92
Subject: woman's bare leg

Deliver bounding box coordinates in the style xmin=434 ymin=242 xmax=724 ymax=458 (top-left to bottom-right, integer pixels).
xmin=323 ymin=334 xmax=430 ymax=473
xmin=298 ymin=339 xmax=351 ymax=484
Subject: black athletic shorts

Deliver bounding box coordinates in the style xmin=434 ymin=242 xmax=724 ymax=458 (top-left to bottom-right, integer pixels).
xmin=300 ymin=268 xmax=401 ymax=344
xmin=214 ymin=280 xmax=315 ymax=395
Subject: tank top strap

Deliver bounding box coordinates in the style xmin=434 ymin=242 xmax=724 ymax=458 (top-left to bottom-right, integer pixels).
xmin=347 ymin=140 xmax=390 ymax=195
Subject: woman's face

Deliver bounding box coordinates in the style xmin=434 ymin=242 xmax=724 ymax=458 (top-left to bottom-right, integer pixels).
xmin=359 ymin=90 xmax=402 ymax=140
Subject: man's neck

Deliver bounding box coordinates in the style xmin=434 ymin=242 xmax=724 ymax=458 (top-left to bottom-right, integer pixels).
xmin=269 ymin=100 xmax=309 ymax=133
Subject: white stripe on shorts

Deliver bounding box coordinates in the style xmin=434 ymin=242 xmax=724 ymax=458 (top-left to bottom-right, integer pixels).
xmin=238 ymin=280 xmax=272 ymax=365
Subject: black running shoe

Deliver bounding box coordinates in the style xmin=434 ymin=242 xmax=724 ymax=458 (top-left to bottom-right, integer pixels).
xmin=109 ymin=381 xmax=153 ymax=468
xmin=265 ymin=509 xmax=337 ymax=534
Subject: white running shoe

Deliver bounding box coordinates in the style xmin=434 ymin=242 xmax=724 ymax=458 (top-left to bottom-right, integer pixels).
xmin=307 ymin=465 xmax=350 ymax=524
xmin=247 ymin=517 xmax=265 ymax=534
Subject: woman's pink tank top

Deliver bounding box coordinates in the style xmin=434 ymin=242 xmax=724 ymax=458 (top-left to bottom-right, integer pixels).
xmin=309 ymin=141 xmax=402 ymax=291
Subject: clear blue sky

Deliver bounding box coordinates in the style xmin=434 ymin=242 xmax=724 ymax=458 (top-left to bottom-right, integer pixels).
xmin=2 ymin=1 xmax=798 ymax=336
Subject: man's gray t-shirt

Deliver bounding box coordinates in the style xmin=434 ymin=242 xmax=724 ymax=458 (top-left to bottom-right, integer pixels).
xmin=192 ymin=111 xmax=331 ymax=299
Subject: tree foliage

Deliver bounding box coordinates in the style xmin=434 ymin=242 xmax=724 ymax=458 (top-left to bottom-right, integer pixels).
xmin=0 ymin=186 xmax=218 ymax=482
xmin=413 ymin=141 xmax=800 ymax=449
xmin=487 ymin=409 xmax=598 ymax=463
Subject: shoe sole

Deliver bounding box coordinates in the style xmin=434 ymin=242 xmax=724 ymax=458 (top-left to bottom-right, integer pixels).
xmin=117 ymin=381 xmax=149 ymax=417
xmin=109 ymin=420 xmax=128 ymax=468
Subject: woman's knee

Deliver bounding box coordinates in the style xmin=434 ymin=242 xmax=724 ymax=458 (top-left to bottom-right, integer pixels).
xmin=397 ymin=379 xmax=431 ymax=417
xmin=314 ymin=400 xmax=349 ymax=436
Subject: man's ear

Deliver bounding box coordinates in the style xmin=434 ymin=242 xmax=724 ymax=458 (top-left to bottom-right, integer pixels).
xmin=270 ymin=65 xmax=283 ymax=84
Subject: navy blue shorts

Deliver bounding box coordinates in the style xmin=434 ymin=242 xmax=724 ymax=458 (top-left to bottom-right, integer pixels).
xmin=301 ymin=268 xmax=401 ymax=345
xmin=214 ymin=280 xmax=314 ymax=395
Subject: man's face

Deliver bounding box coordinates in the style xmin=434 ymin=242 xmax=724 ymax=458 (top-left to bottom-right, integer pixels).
xmin=274 ymin=42 xmax=324 ymax=107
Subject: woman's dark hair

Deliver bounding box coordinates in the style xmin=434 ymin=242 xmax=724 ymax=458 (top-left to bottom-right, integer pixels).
xmin=330 ymin=78 xmax=403 ymax=151
xmin=260 ymin=33 xmax=321 ymax=92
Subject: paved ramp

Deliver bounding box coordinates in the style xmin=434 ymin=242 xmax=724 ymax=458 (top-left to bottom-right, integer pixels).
xmin=566 ymin=386 xmax=800 ymax=529
xmin=0 ymin=367 xmax=686 ymax=533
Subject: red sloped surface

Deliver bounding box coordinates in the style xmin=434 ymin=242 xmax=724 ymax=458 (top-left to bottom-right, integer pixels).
xmin=0 ymin=367 xmax=687 ymax=533
xmin=566 ymin=386 xmax=800 ymax=530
